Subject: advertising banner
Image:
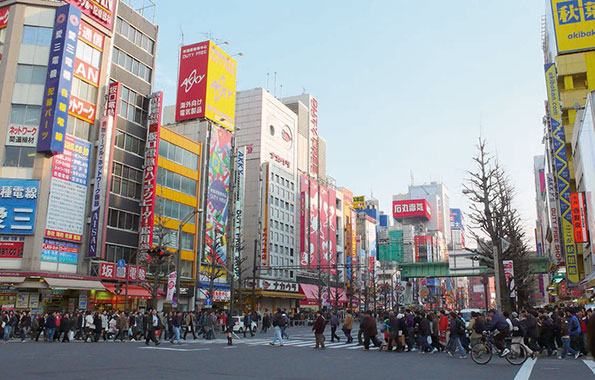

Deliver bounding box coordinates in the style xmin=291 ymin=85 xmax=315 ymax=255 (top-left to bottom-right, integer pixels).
xmin=309 ymin=97 xmax=319 ymax=176
xmin=78 ymin=20 xmax=104 ymax=51
xmin=37 ymin=4 xmax=81 ymax=156
xmin=550 ymin=0 xmax=595 ymax=54
xmin=449 ymin=208 xmax=464 ymax=230
xmin=319 ymin=185 xmax=329 ymax=270
xmin=166 ymin=272 xmax=177 ymax=302
xmin=353 ymin=195 xmax=365 ymax=209
xmin=68 ymin=95 xmax=96 ymax=124
xmin=233 ymin=146 xmax=245 ymax=274
xmin=393 ymin=199 xmax=431 ymax=220
xmin=63 ymin=0 xmax=116 ymax=31
xmin=204 ymin=126 xmax=232 ymax=265
xmin=176 ymin=41 xmax=237 ymax=131
xmin=0 ymin=179 xmax=39 ymax=235
xmin=547 ymin=174 xmax=563 ymax=265
xmin=300 ymin=174 xmax=308 ymax=268
xmin=309 ymin=180 xmax=319 ymax=268
xmin=138 ymin=92 xmax=162 ymax=252
xmin=328 ymin=188 xmax=337 ymax=274
xmin=503 ymin=259 xmax=516 ymax=298
xmin=0 ymin=7 xmax=9 ymax=29
xmin=545 ymin=63 xmax=579 ymax=286
xmin=6 ymin=125 xmax=37 ymax=147
xmin=41 ymin=239 xmax=78 ymax=264
xmin=570 ymin=192 xmax=589 ymax=243
xmin=261 ymin=163 xmax=270 ymax=267
xmin=88 ymin=115 xmax=110 ymax=258
xmin=0 ymin=240 xmax=24 ymax=258
xmin=45 ymin=136 xmax=90 ymax=242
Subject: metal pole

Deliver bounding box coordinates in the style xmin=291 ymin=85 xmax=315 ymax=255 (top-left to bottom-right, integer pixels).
xmin=176 ymin=221 xmax=183 ymax=309
xmin=194 ymin=121 xmax=211 ymax=310
xmin=493 ymin=245 xmax=502 ymax=311
xmin=251 ymin=239 xmax=257 ymax=311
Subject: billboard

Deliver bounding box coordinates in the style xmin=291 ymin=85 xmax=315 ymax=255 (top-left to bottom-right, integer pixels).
xmin=45 ymin=135 xmax=90 ymax=242
xmin=88 ymin=81 xmax=118 ymax=258
xmin=138 ymin=92 xmax=163 ymax=251
xmin=545 ymin=63 xmax=579 ymax=286
xmin=415 ymin=236 xmax=434 ymax=263
xmin=204 ymin=126 xmax=232 ymax=265
xmin=0 ymin=179 xmax=39 ymax=234
xmin=309 ymin=180 xmax=319 ymax=268
xmin=570 ymin=192 xmax=589 ymax=242
xmin=0 ymin=7 xmax=8 ymax=29
xmin=233 ymin=146 xmax=245 ymax=273
xmin=309 ymin=97 xmax=319 ymax=176
xmin=328 ymin=188 xmax=337 ymax=274
xmin=393 ymin=199 xmax=431 ymax=220
xmin=319 ymin=185 xmax=329 ymax=270
xmin=550 ymin=0 xmax=595 ymax=54
xmin=261 ymin=163 xmax=270 ymax=267
xmin=63 ymin=0 xmax=116 ymax=31
xmin=300 ymin=174 xmax=309 ymax=268
xmin=37 ymin=4 xmax=81 ymax=156
xmin=353 ymin=195 xmax=365 ymax=209
xmin=41 ymin=239 xmax=78 ymax=264
xmin=449 ymin=208 xmax=464 ymax=230
xmin=175 ymin=41 xmax=237 ymax=131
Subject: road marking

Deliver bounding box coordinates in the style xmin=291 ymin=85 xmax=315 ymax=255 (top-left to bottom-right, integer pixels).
xmin=324 ymin=342 xmax=345 ymax=347
xmin=224 ymin=346 xmax=237 ymax=349
xmin=329 ymin=343 xmax=359 ymax=349
xmin=513 ymin=358 xmax=537 ymax=380
xmin=139 ymin=346 xmax=210 ymax=352
xmin=583 ymin=359 xmax=595 ymax=375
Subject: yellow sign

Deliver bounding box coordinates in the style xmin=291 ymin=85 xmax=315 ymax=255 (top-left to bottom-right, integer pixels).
xmin=551 ymin=0 xmax=595 ymax=54
xmin=205 ymin=41 xmax=237 ymax=132
xmin=353 ymin=196 xmax=365 ymax=209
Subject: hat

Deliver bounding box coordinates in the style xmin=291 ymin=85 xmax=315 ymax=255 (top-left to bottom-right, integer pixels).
xmin=397 ymin=313 xmax=404 ymax=319
xmin=511 ymin=311 xmax=518 ymax=318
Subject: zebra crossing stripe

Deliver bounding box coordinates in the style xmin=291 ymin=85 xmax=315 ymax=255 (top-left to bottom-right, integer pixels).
xmin=323 ymin=342 xmax=345 ymax=347
xmin=329 ymin=343 xmax=360 ymax=349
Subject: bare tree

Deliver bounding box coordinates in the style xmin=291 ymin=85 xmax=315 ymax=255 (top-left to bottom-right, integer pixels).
xmin=200 ymin=227 xmax=227 ymax=307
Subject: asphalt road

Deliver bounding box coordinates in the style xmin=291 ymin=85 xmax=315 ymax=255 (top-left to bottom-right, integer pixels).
xmin=1 ymin=327 xmax=593 ymax=380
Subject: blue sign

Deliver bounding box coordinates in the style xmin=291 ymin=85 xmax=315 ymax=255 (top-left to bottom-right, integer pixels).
xmin=0 ymin=179 xmax=40 ymax=235
xmin=449 ymin=208 xmax=464 ymax=230
xmin=41 ymin=239 xmax=79 ymax=264
xmin=379 ymin=214 xmax=388 ymax=227
xmin=37 ymin=4 xmax=81 ymax=156
xmin=205 ymin=298 xmax=212 ymax=307
xmin=117 ymin=259 xmax=126 ymax=268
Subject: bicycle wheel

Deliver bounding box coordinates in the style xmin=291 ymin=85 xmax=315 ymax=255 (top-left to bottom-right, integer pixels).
xmin=471 ymin=342 xmax=493 ymax=365
xmin=505 ymin=343 xmax=528 ymax=365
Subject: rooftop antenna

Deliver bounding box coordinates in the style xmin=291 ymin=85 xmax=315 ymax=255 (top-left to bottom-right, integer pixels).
xmin=266 ymin=73 xmax=269 ymax=93
xmin=302 ymin=87 xmax=306 ymax=95
xmin=280 ymin=84 xmax=283 ymax=98
xmin=274 ymin=72 xmax=277 ymax=97
xmin=180 ymin=26 xmax=184 ymax=45
xmin=410 ymin=170 xmax=414 ymax=186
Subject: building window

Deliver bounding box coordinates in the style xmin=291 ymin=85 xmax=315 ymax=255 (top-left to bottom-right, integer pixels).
xmin=119 ymin=85 xmax=148 ymax=126
xmin=10 ymin=104 xmax=41 ymax=126
xmin=158 ymin=139 xmax=199 ymax=171
xmin=76 ymin=39 xmax=101 ymax=68
xmin=107 ymin=208 xmax=140 ymax=232
xmin=154 ymin=196 xmax=196 ymax=223
xmin=180 ymin=259 xmax=193 ymax=278
xmin=66 ymin=116 xmax=91 ymax=141
xmin=15 ymin=64 xmax=46 ymax=85
xmin=3 ymin=146 xmax=35 ymax=168
xmin=156 ymin=167 xmax=197 ymax=196
xmin=113 ymin=47 xmax=152 ymax=83
xmin=115 ymin=17 xmax=155 ymax=54
xmin=71 ymin=77 xmax=98 ymax=104
xmin=105 ymin=244 xmax=136 ymax=263
xmin=114 ymin=129 xmax=145 ymax=156
xmin=22 ymin=26 xmax=52 ymax=46
xmin=111 ymin=162 xmax=143 ymax=200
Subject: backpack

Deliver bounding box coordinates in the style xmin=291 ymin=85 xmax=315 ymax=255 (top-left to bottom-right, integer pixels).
xmin=457 ymin=319 xmax=465 ymax=336
xmin=474 ymin=319 xmax=485 ymax=334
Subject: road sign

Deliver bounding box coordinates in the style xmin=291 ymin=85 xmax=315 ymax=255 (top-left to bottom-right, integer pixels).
xmin=205 ymin=298 xmax=212 ymax=306
xmin=117 ymin=259 xmax=126 ymax=267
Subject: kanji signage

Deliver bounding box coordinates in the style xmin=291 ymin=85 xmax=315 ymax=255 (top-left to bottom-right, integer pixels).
xmin=78 ymin=20 xmax=104 ymax=51
xmin=6 ymin=125 xmax=38 ymax=147
xmin=37 ymin=4 xmax=81 ymax=156
xmin=63 ymin=0 xmax=116 ymax=32
xmin=570 ymin=192 xmax=589 ymax=243
xmin=68 ymin=94 xmax=96 ymax=123
xmin=0 ymin=179 xmax=39 ymax=235
xmin=0 ymin=241 xmax=24 ymax=258
xmin=393 ymin=199 xmax=431 ymax=220
xmin=40 ymin=239 xmax=78 ymax=264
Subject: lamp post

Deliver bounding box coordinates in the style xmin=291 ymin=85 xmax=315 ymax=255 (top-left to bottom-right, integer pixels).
xmin=176 ymin=209 xmax=201 ymax=309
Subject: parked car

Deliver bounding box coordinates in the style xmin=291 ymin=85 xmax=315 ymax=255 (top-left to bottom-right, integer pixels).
xmin=460 ymin=308 xmax=483 ymax=328
xmin=231 ymin=316 xmax=257 ymax=333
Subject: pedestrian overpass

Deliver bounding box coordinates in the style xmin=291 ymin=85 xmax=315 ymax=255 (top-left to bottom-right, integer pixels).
xmin=399 ymin=257 xmax=550 ymax=279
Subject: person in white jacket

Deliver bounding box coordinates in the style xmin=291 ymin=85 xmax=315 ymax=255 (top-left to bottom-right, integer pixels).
xmin=84 ymin=312 xmax=95 ymax=343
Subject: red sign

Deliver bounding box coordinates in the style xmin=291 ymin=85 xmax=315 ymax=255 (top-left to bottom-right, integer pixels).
xmin=138 ymin=92 xmax=162 ymax=251
xmin=78 ymin=20 xmax=104 ymax=51
xmin=73 ymin=58 xmax=100 ymax=87
xmin=175 ymin=41 xmax=209 ymax=122
xmin=68 ymin=95 xmax=96 ymax=123
xmin=570 ymin=192 xmax=589 ymax=243
xmin=127 ymin=265 xmax=137 ymax=281
xmin=64 ymin=0 xmax=115 ymax=31
xmin=99 ymin=262 xmax=115 ymax=279
xmin=138 ymin=267 xmax=146 ymax=282
xmin=0 ymin=241 xmax=24 ymax=258
xmin=414 ymin=235 xmax=434 ymax=262
xmin=0 ymin=7 xmax=9 ymax=29
xmin=269 ymin=152 xmax=290 ymax=168
xmin=393 ymin=199 xmax=431 ymax=220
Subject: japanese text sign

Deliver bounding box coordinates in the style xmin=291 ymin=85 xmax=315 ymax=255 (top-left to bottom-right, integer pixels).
xmin=393 ymin=199 xmax=431 ymax=220
xmin=0 ymin=179 xmax=39 ymax=235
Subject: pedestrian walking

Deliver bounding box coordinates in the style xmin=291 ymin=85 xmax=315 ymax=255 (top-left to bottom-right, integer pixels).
xmin=313 ymin=312 xmax=326 ymax=349
xmin=225 ymin=312 xmax=234 ymax=346
xmin=330 ymin=313 xmax=340 ymax=342
xmin=269 ymin=308 xmax=285 ymax=347
xmin=362 ymin=311 xmax=383 ymax=351
xmin=45 ymin=312 xmax=56 ymax=342
xmin=145 ymin=310 xmax=161 ymax=346
xmin=243 ymin=312 xmax=253 ymax=337
xmin=342 ymin=310 xmax=353 ymax=343
xmin=171 ymin=311 xmax=182 ymax=344
xmin=447 ymin=312 xmax=467 ymax=358
xmin=184 ymin=311 xmax=197 ymax=340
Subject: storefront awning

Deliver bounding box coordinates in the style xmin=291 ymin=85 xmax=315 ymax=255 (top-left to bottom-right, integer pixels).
xmin=299 ymin=284 xmax=348 ymax=303
xmin=0 ymin=276 xmax=26 ymax=284
xmin=256 ymin=290 xmax=305 ymax=299
xmin=103 ymin=283 xmax=153 ymax=299
xmin=44 ymin=277 xmax=105 ymax=291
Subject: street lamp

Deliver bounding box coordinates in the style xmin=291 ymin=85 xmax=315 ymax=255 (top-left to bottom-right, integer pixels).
xmin=175 ymin=208 xmax=202 ymax=309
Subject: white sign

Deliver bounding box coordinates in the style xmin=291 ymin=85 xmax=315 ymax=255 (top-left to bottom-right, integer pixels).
xmin=166 ymin=271 xmax=176 ymax=302
xmin=233 ymin=146 xmax=246 ymax=276
xmin=259 ymin=279 xmax=298 ymax=292
xmin=6 ymin=124 xmax=38 ymax=147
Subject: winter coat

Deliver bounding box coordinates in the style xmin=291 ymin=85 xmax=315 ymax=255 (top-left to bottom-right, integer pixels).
xmin=363 ymin=315 xmax=378 ymax=338
xmin=343 ymin=314 xmax=353 ymax=329
xmin=313 ymin=316 xmax=326 ymax=334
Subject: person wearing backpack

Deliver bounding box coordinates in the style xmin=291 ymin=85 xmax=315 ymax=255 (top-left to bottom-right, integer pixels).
xmin=467 ymin=312 xmax=484 ymax=347
xmin=447 ymin=312 xmax=467 ymax=358
xmin=567 ymin=309 xmax=583 ymax=357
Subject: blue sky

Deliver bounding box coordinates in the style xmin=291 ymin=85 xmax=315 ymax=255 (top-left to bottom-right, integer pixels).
xmin=153 ymin=1 xmax=547 ymax=244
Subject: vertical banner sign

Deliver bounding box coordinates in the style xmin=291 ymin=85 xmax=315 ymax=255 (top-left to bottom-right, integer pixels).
xmin=328 ymin=188 xmax=337 ymax=274
xmin=544 ymin=63 xmax=579 ymax=286
xmin=319 ymin=185 xmax=329 ymax=270
xmin=261 ymin=163 xmax=270 ymax=267
xmin=309 ymin=180 xmax=319 ymax=268
xmin=45 ymin=136 xmax=90 ymax=242
xmin=309 ymin=97 xmax=319 ymax=176
xmin=37 ymin=4 xmax=81 ymax=156
xmin=233 ymin=146 xmax=246 ymax=272
xmin=88 ymin=82 xmax=119 ymax=258
xmin=570 ymin=192 xmax=589 ymax=243
xmin=204 ymin=126 xmax=232 ymax=265
xmin=351 ymin=209 xmax=357 ymax=275
xmin=503 ymin=259 xmax=516 ymax=298
xmin=547 ymin=174 xmax=563 ymax=265
xmin=166 ymin=272 xmax=176 ymax=302
xmin=0 ymin=7 xmax=10 ymax=63
xmin=138 ymin=92 xmax=163 ymax=251
xmin=299 ymin=174 xmax=309 ymax=268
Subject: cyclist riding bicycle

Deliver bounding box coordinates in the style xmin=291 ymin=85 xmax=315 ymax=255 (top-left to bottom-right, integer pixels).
xmin=485 ymin=309 xmax=511 ymax=357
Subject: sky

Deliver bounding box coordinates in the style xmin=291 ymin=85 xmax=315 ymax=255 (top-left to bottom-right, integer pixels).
xmin=152 ymin=0 xmax=547 ymax=245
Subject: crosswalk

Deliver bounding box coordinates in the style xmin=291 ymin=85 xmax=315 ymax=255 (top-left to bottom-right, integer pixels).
xmin=237 ymin=337 xmax=381 ymax=350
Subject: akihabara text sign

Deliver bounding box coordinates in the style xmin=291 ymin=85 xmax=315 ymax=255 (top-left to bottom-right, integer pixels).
xmin=63 ymin=0 xmax=116 ymax=31
xmin=37 ymin=4 xmax=81 ymax=156
xmin=570 ymin=192 xmax=589 ymax=243
xmin=175 ymin=41 xmax=237 ymax=131
xmin=138 ymin=92 xmax=162 ymax=251
xmin=0 ymin=179 xmax=39 ymax=235
xmin=393 ymin=199 xmax=431 ymax=220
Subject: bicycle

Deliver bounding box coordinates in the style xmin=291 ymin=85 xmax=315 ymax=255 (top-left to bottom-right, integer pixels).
xmin=470 ymin=331 xmax=528 ymax=365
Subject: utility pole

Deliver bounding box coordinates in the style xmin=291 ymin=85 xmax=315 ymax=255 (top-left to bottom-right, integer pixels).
xmin=251 ymin=239 xmax=258 ymax=312
xmin=493 ymin=244 xmax=502 ymax=311
xmin=176 ymin=209 xmax=200 ymax=309
xmin=194 ymin=121 xmax=211 ymax=310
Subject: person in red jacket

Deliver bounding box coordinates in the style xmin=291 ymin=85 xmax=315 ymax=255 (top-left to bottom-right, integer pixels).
xmin=438 ymin=310 xmax=449 ymax=350
xmin=312 ymin=312 xmax=326 ymax=349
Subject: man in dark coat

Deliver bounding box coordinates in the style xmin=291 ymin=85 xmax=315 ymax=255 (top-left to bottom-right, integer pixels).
xmin=362 ymin=311 xmax=383 ymax=351
xmin=312 ymin=312 xmax=326 ymax=349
